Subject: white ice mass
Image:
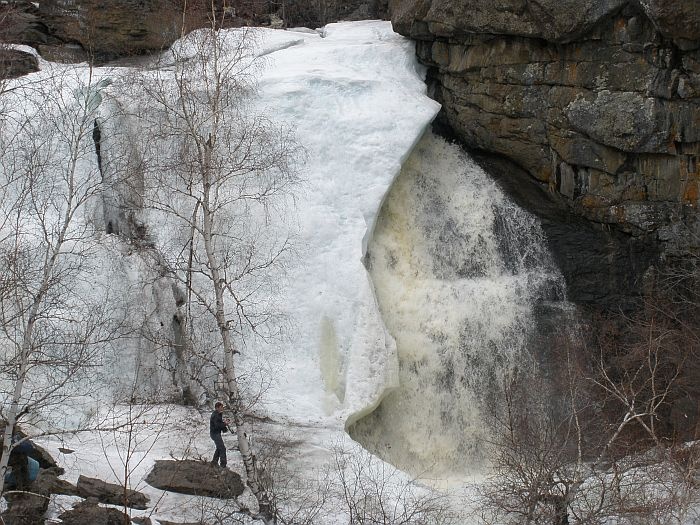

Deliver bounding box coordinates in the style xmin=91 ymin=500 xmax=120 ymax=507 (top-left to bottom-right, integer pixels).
xmin=248 ymin=22 xmax=441 ymax=425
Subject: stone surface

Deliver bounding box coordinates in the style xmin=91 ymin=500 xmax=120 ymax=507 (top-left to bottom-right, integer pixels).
xmin=25 ymin=0 xmax=387 ymax=62
xmin=0 ymin=49 xmax=39 ymax=80
xmin=638 ymin=0 xmax=700 ymax=47
xmin=392 ymin=0 xmax=700 ymax=306
xmin=38 ymin=0 xmax=183 ymax=59
xmin=2 ymin=492 xmax=49 ymax=525
xmin=391 ymin=0 xmax=628 ymax=42
xmin=33 ymin=468 xmax=79 ymax=496
xmin=77 ymin=475 xmax=149 ymax=510
xmin=145 ymin=459 xmax=245 ymax=499
xmin=58 ymin=498 xmax=131 ymax=525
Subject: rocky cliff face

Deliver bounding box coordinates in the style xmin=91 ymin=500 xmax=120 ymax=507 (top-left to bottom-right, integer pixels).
xmin=3 ymin=0 xmax=388 ymax=64
xmin=390 ymin=0 xmax=700 ymax=307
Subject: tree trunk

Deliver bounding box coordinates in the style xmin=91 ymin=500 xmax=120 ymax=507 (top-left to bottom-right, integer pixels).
xmin=200 ymin=149 xmax=275 ymax=523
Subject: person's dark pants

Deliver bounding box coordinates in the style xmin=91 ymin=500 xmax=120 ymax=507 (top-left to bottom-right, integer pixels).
xmin=8 ymin=455 xmax=29 ymax=490
xmin=211 ymin=432 xmax=226 ymax=467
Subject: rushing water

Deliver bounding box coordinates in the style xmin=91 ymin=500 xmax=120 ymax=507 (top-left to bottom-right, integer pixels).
xmin=348 ymin=131 xmax=569 ymax=479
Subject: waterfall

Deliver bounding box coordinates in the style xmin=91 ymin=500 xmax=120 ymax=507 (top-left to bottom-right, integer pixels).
xmin=348 ymin=131 xmax=570 ymax=479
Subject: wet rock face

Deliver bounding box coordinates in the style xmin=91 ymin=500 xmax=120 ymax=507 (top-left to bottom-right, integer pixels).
xmin=32 ymin=0 xmax=388 ymax=61
xmin=38 ymin=0 xmax=183 ymax=59
xmin=391 ymin=0 xmax=700 ymax=306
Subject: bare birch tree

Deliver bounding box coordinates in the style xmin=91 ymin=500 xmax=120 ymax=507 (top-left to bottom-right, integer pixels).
xmin=133 ymin=7 xmax=302 ymax=522
xmin=0 ymin=67 xmax=123 ymax=496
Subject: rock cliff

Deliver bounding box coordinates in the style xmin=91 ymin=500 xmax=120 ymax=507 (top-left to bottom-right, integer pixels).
xmin=390 ymin=0 xmax=700 ymax=307
xmin=3 ymin=0 xmax=388 ymax=64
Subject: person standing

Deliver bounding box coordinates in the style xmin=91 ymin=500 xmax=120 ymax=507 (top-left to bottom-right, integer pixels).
xmin=209 ymin=402 xmax=230 ymax=468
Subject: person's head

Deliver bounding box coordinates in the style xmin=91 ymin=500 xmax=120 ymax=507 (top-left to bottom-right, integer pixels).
xmin=215 ymin=401 xmax=225 ymax=413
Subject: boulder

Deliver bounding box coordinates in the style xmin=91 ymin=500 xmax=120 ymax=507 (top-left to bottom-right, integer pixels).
xmin=145 ymin=460 xmax=244 ymax=499
xmin=2 ymin=492 xmax=49 ymax=525
xmin=33 ymin=468 xmax=79 ymax=496
xmin=77 ymin=475 xmax=149 ymax=510
xmin=58 ymin=498 xmax=130 ymax=525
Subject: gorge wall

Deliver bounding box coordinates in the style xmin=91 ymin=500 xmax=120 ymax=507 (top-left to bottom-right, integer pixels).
xmin=1 ymin=0 xmax=388 ymax=65
xmin=389 ymin=0 xmax=700 ymax=308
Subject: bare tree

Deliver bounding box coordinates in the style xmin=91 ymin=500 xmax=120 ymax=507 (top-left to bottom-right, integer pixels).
xmin=132 ymin=6 xmax=303 ymax=522
xmin=99 ymin=371 xmax=172 ymax=523
xmin=332 ymin=445 xmax=456 ymax=525
xmin=0 ymin=66 xmax=125 ymax=496
xmin=480 ymin=289 xmax=700 ymax=525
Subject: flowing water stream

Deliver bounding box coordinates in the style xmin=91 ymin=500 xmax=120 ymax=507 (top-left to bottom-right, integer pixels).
xmin=348 ymin=131 xmax=571 ymax=479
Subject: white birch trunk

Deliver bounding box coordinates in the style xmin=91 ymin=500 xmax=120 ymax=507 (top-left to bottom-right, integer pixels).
xmin=200 ymin=144 xmax=275 ymax=523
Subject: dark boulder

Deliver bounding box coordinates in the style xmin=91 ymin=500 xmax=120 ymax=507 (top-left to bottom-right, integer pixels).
xmin=2 ymin=492 xmax=49 ymax=525
xmin=145 ymin=460 xmax=244 ymax=499
xmin=77 ymin=475 xmax=149 ymax=510
xmin=58 ymin=498 xmax=131 ymax=525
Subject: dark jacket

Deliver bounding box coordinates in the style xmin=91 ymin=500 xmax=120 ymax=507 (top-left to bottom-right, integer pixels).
xmin=8 ymin=435 xmax=34 ymax=464
xmin=210 ymin=410 xmax=228 ymax=436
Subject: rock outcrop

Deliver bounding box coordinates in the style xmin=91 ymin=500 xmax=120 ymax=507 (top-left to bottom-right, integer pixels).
xmin=58 ymin=498 xmax=131 ymax=525
xmin=37 ymin=0 xmax=183 ymax=60
xmin=0 ymin=49 xmax=39 ymax=79
xmin=18 ymin=0 xmax=387 ymax=63
xmin=390 ymin=0 xmax=700 ymax=307
xmin=145 ymin=460 xmax=245 ymax=499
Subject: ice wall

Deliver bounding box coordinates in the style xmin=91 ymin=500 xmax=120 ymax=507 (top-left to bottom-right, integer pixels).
xmin=349 ymin=131 xmax=568 ymax=479
xmin=247 ymin=22 xmax=441 ymax=424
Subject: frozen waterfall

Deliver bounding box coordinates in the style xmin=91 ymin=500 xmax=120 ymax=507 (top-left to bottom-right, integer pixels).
xmin=349 ymin=131 xmax=569 ymax=479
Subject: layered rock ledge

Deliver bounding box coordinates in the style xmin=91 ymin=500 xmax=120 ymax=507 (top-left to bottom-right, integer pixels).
xmin=390 ymin=0 xmax=700 ymax=306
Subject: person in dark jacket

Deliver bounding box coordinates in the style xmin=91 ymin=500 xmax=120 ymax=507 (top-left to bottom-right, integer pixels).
xmin=210 ymin=402 xmax=230 ymax=467
xmin=7 ymin=435 xmax=34 ymax=490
